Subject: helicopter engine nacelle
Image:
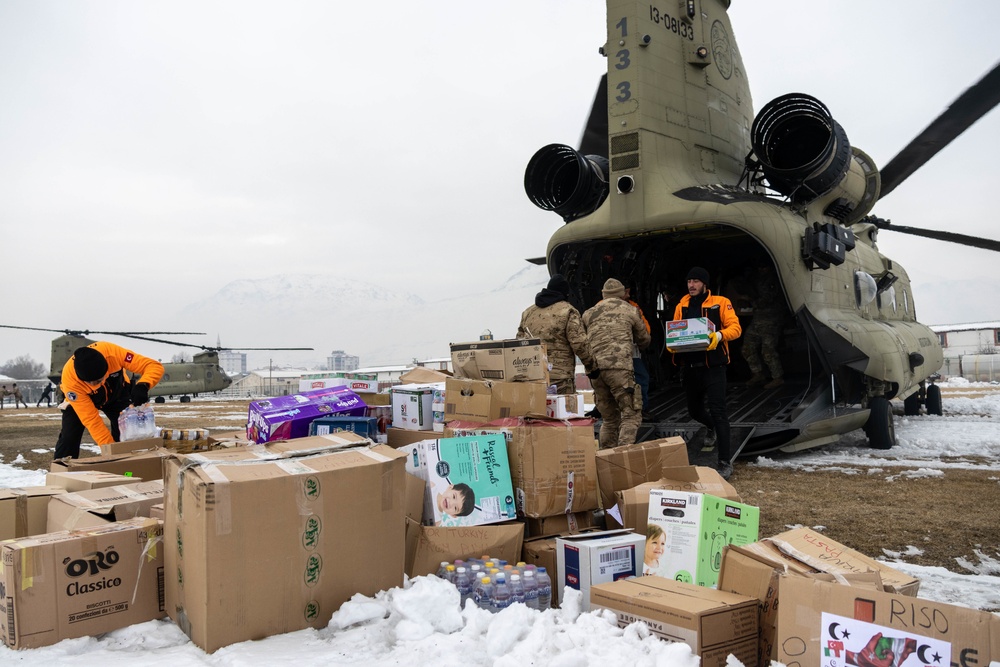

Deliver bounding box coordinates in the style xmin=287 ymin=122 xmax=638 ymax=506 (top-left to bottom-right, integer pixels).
xmin=751 ymin=93 xmax=880 ymax=223
xmin=524 ymin=144 xmax=610 ymax=223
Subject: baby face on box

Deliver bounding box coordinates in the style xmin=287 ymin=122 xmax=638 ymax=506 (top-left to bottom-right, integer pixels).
xmin=424 ymin=435 xmax=516 ymax=527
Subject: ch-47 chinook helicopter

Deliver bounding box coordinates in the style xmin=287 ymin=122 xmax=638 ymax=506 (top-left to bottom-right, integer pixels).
xmin=523 ymin=0 xmax=1000 ymax=462
xmin=0 ymin=325 xmax=313 ymax=403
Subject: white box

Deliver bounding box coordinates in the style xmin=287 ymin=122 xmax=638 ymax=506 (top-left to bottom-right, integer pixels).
xmin=556 ymin=529 xmax=645 ymax=609
xmin=546 ymin=394 xmax=584 ymax=419
xmin=391 ymin=384 xmax=439 ymax=431
xmin=665 ymin=318 xmax=716 ymax=352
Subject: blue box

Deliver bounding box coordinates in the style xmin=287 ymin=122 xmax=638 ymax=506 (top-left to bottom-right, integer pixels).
xmin=308 ymin=416 xmax=379 ymax=440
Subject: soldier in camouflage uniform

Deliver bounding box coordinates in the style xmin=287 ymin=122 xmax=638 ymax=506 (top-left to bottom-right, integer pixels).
xmin=517 ymin=274 xmax=594 ymax=394
xmin=582 ymin=278 xmax=651 ymax=448
xmin=741 ymin=265 xmax=787 ymax=389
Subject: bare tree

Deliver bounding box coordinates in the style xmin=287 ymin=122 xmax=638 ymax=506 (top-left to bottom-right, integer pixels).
xmin=0 ymin=355 xmax=47 ymax=379
xmin=171 ymin=352 xmax=191 ymax=363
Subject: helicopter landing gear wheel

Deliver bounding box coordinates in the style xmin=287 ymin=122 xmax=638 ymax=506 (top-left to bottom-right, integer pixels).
xmin=154 ymin=396 xmax=165 ymax=404
xmin=925 ymin=384 xmax=943 ymax=416
xmin=903 ymin=392 xmax=921 ymax=416
xmin=180 ymin=395 xmax=192 ymax=403
xmin=865 ymin=396 xmax=896 ymax=450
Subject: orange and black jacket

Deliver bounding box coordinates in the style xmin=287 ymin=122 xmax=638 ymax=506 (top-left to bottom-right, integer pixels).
xmin=671 ymin=291 xmax=742 ymax=367
xmin=60 ymin=341 xmax=164 ymax=445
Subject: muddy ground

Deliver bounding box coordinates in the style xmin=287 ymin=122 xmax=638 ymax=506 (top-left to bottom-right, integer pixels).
xmin=1 ymin=397 xmax=997 ymax=584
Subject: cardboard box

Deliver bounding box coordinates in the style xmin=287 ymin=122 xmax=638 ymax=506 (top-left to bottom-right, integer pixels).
xmin=646 ymin=489 xmax=759 ymax=588
xmin=420 ymin=435 xmax=517 ymax=527
xmin=443 ymin=378 xmax=548 ymax=422
xmin=719 ymin=545 xmax=999 ymax=667
xmin=445 ymin=418 xmax=599 ymax=518
xmin=590 ymin=576 xmax=758 ymax=667
xmin=308 ymin=415 xmax=379 ymax=439
xmin=387 ymin=427 xmax=439 ymax=449
xmin=522 ymin=528 xmax=604 ymax=608
xmin=50 ymin=449 xmax=169 ymax=482
xmin=0 ymin=486 xmax=65 ymax=540
xmin=610 ymin=466 xmax=741 ymax=533
xmin=164 ymin=438 xmax=407 ymax=653
xmin=0 ymin=517 xmax=165 ymax=649
xmin=522 ymin=510 xmax=597 ymax=538
xmin=665 ymin=317 xmax=717 ymax=353
xmin=99 ymin=436 xmax=164 ymax=455
xmin=503 ymin=338 xmax=548 ymax=383
xmin=451 ymin=340 xmax=506 ymax=381
xmin=545 ymin=394 xmax=584 ymax=420
xmin=556 ymin=529 xmax=645 ymax=610
xmin=404 ymin=518 xmax=524 ymax=577
xmin=246 ymin=386 xmax=367 ymax=444
xmin=150 ymin=502 xmax=165 ymax=521
xmin=298 ymin=377 xmax=380 ymax=394
xmin=391 ymin=384 xmax=439 ymax=431
xmin=595 ymin=437 xmax=689 ymax=514
xmin=46 ymin=480 xmax=164 ymax=532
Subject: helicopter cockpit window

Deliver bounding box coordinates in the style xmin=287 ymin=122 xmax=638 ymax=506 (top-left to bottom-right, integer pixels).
xmin=854 ymin=271 xmax=877 ymax=309
xmin=902 ymin=289 xmax=909 ymax=315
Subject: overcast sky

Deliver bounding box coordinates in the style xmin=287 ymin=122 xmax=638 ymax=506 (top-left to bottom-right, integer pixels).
xmin=2 ymin=0 xmax=999 ymax=368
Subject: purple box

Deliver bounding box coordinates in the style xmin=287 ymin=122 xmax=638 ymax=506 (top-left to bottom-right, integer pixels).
xmin=246 ymin=386 xmax=367 ymax=444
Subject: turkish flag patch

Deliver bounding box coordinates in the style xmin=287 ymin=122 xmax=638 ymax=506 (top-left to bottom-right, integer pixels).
xmin=124 ymin=352 xmax=134 ymax=363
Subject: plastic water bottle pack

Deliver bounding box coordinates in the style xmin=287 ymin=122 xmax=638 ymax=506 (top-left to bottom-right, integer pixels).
xmin=118 ymin=404 xmax=157 ymax=441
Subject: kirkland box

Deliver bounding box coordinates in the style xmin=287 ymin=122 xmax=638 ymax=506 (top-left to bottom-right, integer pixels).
xmin=665 ymin=317 xmax=716 ymax=352
xmin=610 ymin=466 xmax=741 ymax=534
xmin=645 ymin=489 xmax=759 ymax=588
xmin=246 ymin=386 xmax=367 ymax=444
xmin=0 ymin=486 xmax=65 ymax=541
xmin=0 ymin=517 xmax=165 ymax=650
xmin=556 ymin=529 xmax=645 ymax=610
xmin=421 ymin=435 xmax=517 ymax=527
xmin=590 ymin=576 xmax=758 ymax=667
xmin=164 ymin=437 xmax=407 ymax=653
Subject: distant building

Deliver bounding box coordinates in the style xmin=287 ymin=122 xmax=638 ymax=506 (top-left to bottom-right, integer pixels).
xmin=218 ymin=350 xmax=247 ymax=376
xmin=327 ymin=350 xmax=360 ymax=372
xmin=929 ymin=321 xmax=1000 ymax=378
xmin=415 ymin=357 xmax=452 ymax=372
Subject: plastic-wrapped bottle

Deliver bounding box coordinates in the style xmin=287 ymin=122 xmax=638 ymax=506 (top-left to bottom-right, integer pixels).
xmin=510 ymin=573 xmax=526 ymax=606
xmin=473 ymin=576 xmax=493 ymax=611
xmin=136 ymin=404 xmax=156 ymax=438
xmin=536 ymin=566 xmax=552 ymax=609
xmin=491 ymin=573 xmax=512 ymax=611
xmin=522 ymin=569 xmax=540 ymax=610
xmin=455 ymin=566 xmax=474 ymax=607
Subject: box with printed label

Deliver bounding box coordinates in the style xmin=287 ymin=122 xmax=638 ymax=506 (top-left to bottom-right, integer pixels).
xmin=391 ymin=384 xmax=440 ymax=431
xmin=503 ymin=338 xmax=548 ymax=383
xmin=246 ymin=386 xmax=367 ymax=444
xmin=645 ymin=489 xmax=759 ymax=588
xmin=450 ymin=340 xmax=507 ymax=381
xmin=0 ymin=486 xmax=65 ymax=541
xmin=556 ymin=529 xmax=645 ymax=610
xmin=595 ymin=437 xmax=689 ymax=517
xmin=308 ymin=415 xmax=379 ymax=440
xmin=46 ymin=480 xmax=164 ymax=532
xmin=0 ymin=517 xmax=165 ymax=650
xmin=665 ymin=318 xmax=717 ymax=352
xmin=419 ymin=435 xmax=517 ymax=527
xmin=545 ymin=394 xmax=584 ymax=419
xmin=164 ymin=437 xmax=407 ymax=653
xmin=590 ymin=576 xmax=758 ymax=667
xmin=610 ymin=465 xmax=741 ymax=534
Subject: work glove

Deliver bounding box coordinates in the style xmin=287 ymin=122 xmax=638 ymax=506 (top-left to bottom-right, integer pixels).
xmin=130 ymin=382 xmax=150 ymax=406
xmin=706 ymin=332 xmax=723 ymax=351
xmin=587 ymin=368 xmax=601 ymax=380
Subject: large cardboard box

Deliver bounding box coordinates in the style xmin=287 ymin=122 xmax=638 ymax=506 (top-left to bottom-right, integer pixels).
xmin=246 ymin=386 xmax=367 ymax=444
xmin=556 ymin=529 xmax=645 ymax=610
xmin=503 ymin=338 xmax=548 ymax=383
xmin=610 ymin=466 xmax=741 ymax=534
xmin=665 ymin=317 xmax=716 ymax=352
xmin=404 ymin=518 xmax=524 ymax=577
xmin=590 ymin=576 xmax=758 ymax=667
xmin=719 ymin=546 xmax=1000 ymax=667
xmin=387 ymin=427 xmax=439 ymax=449
xmin=646 ymin=489 xmax=759 ymax=588
xmin=443 ymin=378 xmax=548 ymax=422
xmin=596 ymin=437 xmax=689 ymax=514
xmin=522 ymin=510 xmax=597 ymax=538
xmin=445 ymin=418 xmax=599 ymax=518
xmin=391 ymin=384 xmax=439 ymax=431
xmin=163 ymin=438 xmax=407 ymax=653
xmin=99 ymin=436 xmax=164 ymax=455
xmin=46 ymin=471 xmax=144 ymax=492
xmin=419 ymin=435 xmax=517 ymax=527
xmin=46 ymin=480 xmax=164 ymax=532
xmin=0 ymin=517 xmax=165 ymax=649
xmin=450 ymin=338 xmax=548 ymax=383
xmin=50 ymin=448 xmax=169 ymax=482
xmin=0 ymin=486 xmax=65 ymax=541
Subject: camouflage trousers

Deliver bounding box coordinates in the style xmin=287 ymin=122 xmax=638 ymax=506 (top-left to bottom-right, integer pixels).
xmin=742 ymin=316 xmax=783 ymax=378
xmin=592 ymin=368 xmax=642 ymax=449
xmin=550 ymin=377 xmax=577 ymax=395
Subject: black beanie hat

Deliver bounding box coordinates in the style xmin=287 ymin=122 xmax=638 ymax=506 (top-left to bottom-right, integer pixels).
xmin=547 ymin=274 xmax=570 ymax=297
xmin=73 ymin=346 xmax=108 ymax=382
xmin=686 ymin=266 xmax=710 ymax=285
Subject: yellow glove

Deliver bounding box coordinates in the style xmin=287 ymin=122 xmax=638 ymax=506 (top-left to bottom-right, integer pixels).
xmin=706 ymin=331 xmax=722 ymax=351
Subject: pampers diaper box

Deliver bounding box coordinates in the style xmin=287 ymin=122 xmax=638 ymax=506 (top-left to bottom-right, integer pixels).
xmin=421 ymin=435 xmax=516 ymax=527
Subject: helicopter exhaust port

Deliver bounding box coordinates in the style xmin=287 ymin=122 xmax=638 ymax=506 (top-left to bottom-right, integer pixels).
xmin=750 ymin=93 xmax=852 ymax=204
xmin=524 ymin=143 xmax=610 ymax=222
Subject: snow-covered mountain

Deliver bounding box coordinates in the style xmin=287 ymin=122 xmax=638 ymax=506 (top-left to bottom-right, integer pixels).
xmin=177 ymin=265 xmax=551 ymax=369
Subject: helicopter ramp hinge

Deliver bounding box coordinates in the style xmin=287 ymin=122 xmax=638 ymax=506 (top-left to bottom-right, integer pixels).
xmin=802 ymin=222 xmax=850 ymax=270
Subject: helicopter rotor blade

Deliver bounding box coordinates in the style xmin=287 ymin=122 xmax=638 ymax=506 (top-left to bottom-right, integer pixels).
xmin=0 ymin=324 xmax=205 ymax=337
xmin=878 ymin=61 xmax=1000 ymax=199
xmin=869 ymin=218 xmax=1000 ymax=253
xmin=578 ymin=73 xmax=608 ymax=158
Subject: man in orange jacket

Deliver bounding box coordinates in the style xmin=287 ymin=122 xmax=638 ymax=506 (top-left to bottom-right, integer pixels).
xmin=671 ymin=267 xmax=742 ymax=479
xmin=55 ymin=341 xmax=164 ymax=459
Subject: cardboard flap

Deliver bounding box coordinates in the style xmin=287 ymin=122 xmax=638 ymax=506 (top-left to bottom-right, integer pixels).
xmin=399 ymin=367 xmax=452 ymax=384
xmin=405 ymin=521 xmax=524 ymax=577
